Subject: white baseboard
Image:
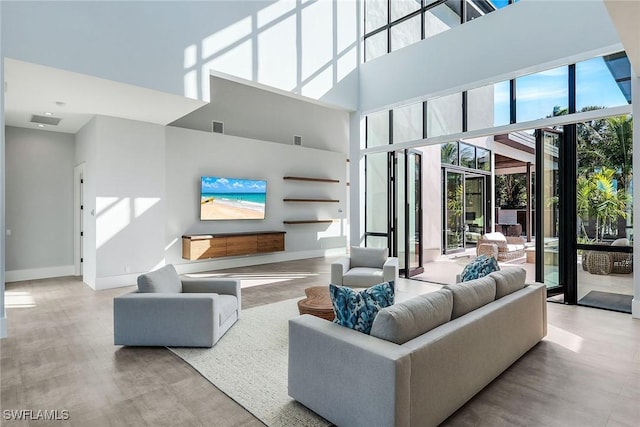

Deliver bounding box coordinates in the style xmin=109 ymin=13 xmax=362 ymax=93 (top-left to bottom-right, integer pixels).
xmin=175 ymin=248 xmax=346 ymax=275
xmin=5 ymin=265 xmax=75 ymax=282
xmin=94 ymin=273 xmax=139 ymax=291
xmin=85 ymin=249 xmax=349 ymax=290
xmin=0 ymin=317 xmax=6 ymax=339
xmin=632 ymin=298 xmax=640 ymax=319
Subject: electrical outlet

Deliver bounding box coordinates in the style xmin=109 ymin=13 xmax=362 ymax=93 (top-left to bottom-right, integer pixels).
xmin=6 ymin=229 xmax=11 ymax=236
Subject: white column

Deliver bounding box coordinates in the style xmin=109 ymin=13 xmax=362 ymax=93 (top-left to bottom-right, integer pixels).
xmin=632 ymin=74 xmax=640 ymax=319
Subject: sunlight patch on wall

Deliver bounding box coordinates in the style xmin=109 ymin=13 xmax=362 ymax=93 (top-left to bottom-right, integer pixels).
xmin=184 ymin=44 xmax=198 ymax=68
xmin=202 ymin=17 xmax=252 ymax=60
xmin=96 ymin=197 xmax=131 ymax=249
xmin=165 ymin=237 xmax=179 ymax=252
xmin=258 ymin=13 xmax=297 ymax=90
xmin=184 ymin=69 xmax=199 ymax=99
xmin=302 ymin=66 xmax=333 ymax=100
xmin=337 ymin=46 xmax=357 ymax=81
xmin=134 ymin=197 xmax=160 ymax=218
xmin=301 ymin=1 xmax=332 ymax=82
xmin=337 ymin=1 xmax=357 ymax=53
xmin=257 ymin=0 xmax=295 ymax=27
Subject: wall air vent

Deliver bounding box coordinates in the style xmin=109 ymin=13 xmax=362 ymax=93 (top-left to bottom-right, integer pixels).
xmin=293 ymin=135 xmax=302 ymax=146
xmin=31 ymin=115 xmax=61 ymax=126
xmin=212 ymin=120 xmax=224 ymax=134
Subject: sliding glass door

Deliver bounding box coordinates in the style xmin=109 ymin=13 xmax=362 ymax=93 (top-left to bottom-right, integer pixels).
xmin=393 ymin=150 xmax=423 ymax=277
xmin=443 ymin=169 xmax=465 ymax=254
xmin=535 ymin=128 xmax=563 ymax=294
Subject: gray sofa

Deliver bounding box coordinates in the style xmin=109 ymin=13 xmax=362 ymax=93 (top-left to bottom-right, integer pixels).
xmin=331 ymin=246 xmax=399 ymax=287
xmin=288 ymin=268 xmax=546 ymax=427
xmin=114 ymin=264 xmax=241 ymax=347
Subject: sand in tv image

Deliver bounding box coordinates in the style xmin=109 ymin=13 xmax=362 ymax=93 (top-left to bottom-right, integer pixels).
xmin=201 ymin=176 xmax=267 ymax=220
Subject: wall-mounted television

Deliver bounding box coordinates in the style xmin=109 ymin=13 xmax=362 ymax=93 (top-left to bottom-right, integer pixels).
xmin=200 ymin=176 xmax=267 ymax=220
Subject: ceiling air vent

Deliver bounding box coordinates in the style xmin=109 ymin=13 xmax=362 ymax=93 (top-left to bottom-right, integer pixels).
xmin=31 ymin=115 xmax=62 ymax=126
xmin=293 ymin=135 xmax=302 ymax=146
xmin=212 ymin=120 xmax=224 ymax=134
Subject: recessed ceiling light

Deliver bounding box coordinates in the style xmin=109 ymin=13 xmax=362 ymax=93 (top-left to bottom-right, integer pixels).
xmin=37 ymin=124 xmax=45 ymax=128
xmin=44 ymin=112 xmax=53 ymax=116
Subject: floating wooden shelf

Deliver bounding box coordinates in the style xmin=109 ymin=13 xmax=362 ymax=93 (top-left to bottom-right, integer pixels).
xmin=283 ymin=198 xmax=339 ymax=203
xmin=283 ymin=176 xmax=340 ymax=183
xmin=283 ymin=220 xmax=335 ymax=224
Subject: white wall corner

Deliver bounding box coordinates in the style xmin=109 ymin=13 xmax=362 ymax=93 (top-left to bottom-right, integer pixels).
xmin=5 ymin=265 xmax=75 ymax=283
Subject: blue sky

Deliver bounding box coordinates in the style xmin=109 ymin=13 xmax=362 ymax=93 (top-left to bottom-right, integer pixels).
xmin=489 ymin=0 xmax=511 ymax=9
xmin=494 ymin=56 xmax=629 ymax=125
xmin=201 ymin=177 xmax=267 ymax=194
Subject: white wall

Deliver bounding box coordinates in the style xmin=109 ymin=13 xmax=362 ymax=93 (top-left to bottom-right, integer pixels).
xmin=170 ymin=75 xmax=350 ymax=153
xmin=165 ymin=126 xmax=347 ymax=271
xmin=360 ymin=0 xmax=622 ymax=113
xmin=92 ymin=117 xmax=166 ymax=289
xmin=5 ymin=127 xmax=75 ymax=280
xmin=1 ymin=0 xmax=359 ymax=110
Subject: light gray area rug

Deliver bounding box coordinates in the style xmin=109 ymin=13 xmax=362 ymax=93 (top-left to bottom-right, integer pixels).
xmin=169 ymin=298 xmax=331 ymax=427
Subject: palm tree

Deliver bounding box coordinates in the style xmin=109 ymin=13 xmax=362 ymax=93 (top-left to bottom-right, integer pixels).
xmin=590 ymin=168 xmax=629 ymax=241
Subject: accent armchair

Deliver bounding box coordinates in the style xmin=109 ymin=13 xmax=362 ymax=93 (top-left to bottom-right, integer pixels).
xmin=114 ymin=264 xmax=241 ymax=347
xmin=331 ymin=246 xmax=398 ymax=287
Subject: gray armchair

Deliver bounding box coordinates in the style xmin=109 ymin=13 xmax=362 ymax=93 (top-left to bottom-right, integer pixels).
xmin=114 ymin=264 xmax=241 ymax=347
xmin=331 ymin=246 xmax=398 ymax=287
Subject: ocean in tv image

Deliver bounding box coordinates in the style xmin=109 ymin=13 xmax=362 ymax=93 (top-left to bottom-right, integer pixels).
xmin=200 ymin=176 xmax=267 ymax=220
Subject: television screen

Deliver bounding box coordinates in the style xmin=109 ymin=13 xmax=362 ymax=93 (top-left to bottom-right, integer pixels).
xmin=200 ymin=176 xmax=267 ymax=220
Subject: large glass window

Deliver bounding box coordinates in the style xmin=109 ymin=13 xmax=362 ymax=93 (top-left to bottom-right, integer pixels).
xmin=477 ymin=147 xmax=491 ymax=171
xmin=425 ymin=0 xmax=461 ymax=39
xmin=466 ymin=0 xmax=497 ymax=21
xmin=365 ymin=30 xmax=388 ymax=62
xmin=391 ymin=0 xmax=422 ymax=21
xmin=459 ymin=143 xmax=476 ymax=169
xmin=516 ymin=67 xmax=569 ymax=122
xmin=576 ymin=53 xmax=631 ymax=111
xmin=391 ymin=14 xmax=422 ymax=52
xmin=366 ymin=110 xmax=390 ymax=148
xmin=441 ymin=142 xmax=459 ymax=165
xmin=366 ymin=153 xmax=389 ymax=236
xmin=467 ymin=84 xmax=495 ymax=131
xmin=365 ymin=0 xmax=388 ymax=33
xmin=494 ymin=80 xmax=511 ymax=126
xmin=427 ymin=93 xmax=462 ymax=138
xmin=364 ymin=0 xmax=515 ymax=62
xmin=393 ymin=102 xmax=423 ymax=143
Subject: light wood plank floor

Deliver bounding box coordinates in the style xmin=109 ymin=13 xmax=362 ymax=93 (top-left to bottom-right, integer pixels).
xmin=1 ymin=257 xmax=639 ymax=426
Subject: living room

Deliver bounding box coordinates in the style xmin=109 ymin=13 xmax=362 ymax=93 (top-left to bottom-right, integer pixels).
xmin=1 ymin=0 xmax=640 ymax=426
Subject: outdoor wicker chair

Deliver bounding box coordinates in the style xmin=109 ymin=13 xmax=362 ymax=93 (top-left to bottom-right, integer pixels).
xmin=476 ymin=232 xmax=526 ymax=262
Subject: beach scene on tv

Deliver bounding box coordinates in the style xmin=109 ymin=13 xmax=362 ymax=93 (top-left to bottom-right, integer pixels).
xmin=201 ymin=176 xmax=267 ymax=220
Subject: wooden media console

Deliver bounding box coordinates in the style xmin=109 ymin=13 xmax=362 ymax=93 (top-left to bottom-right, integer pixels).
xmin=182 ymin=231 xmax=285 ymax=260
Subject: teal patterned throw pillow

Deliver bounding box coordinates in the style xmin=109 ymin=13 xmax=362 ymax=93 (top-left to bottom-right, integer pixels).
xmin=460 ymin=255 xmax=500 ymax=282
xmin=329 ymin=282 xmax=395 ymax=334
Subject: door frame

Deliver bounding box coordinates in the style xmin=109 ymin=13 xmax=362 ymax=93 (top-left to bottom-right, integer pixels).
xmin=391 ymin=149 xmax=424 ymax=277
xmin=73 ymin=163 xmax=85 ymax=277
